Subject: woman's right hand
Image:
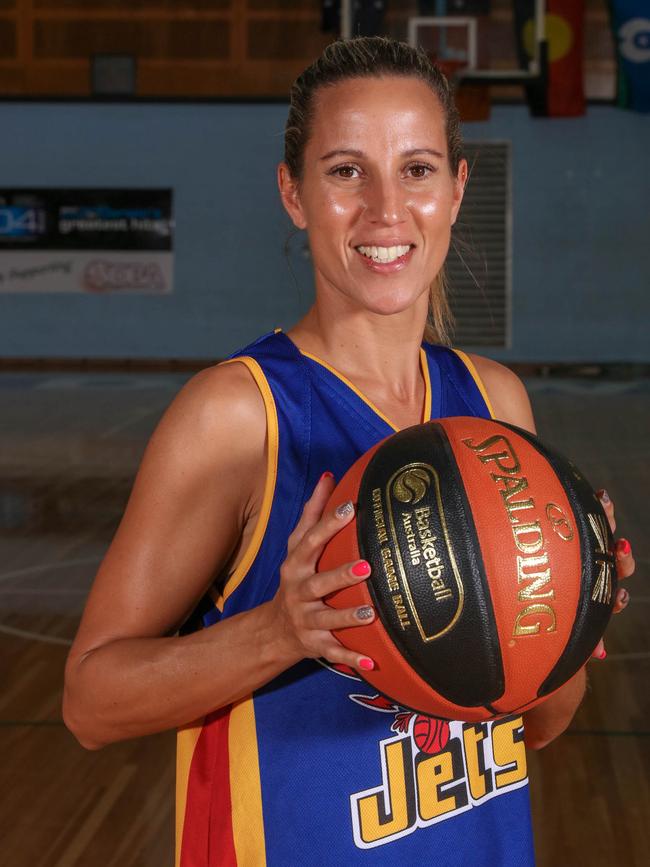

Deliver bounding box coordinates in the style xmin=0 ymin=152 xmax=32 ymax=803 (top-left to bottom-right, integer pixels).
xmin=270 ymin=471 xmax=377 ymax=673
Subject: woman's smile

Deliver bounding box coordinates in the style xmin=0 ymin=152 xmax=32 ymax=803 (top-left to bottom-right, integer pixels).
xmin=353 ymin=242 xmax=415 ymax=272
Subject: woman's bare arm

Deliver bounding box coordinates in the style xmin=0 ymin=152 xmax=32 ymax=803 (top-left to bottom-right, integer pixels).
xmin=63 ymin=362 xmax=376 ymax=750
xmin=62 ymin=362 xmax=286 ymax=747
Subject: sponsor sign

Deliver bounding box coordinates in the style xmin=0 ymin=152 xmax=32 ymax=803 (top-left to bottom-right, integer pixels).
xmin=0 ymin=189 xmax=173 ymax=293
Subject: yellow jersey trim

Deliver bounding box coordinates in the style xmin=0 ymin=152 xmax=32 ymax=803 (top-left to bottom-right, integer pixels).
xmin=451 ymin=349 xmax=496 ymax=420
xmin=215 ymin=356 xmax=279 ymax=612
xmin=229 ymin=697 xmax=267 ymax=865
xmin=175 ymin=719 xmax=205 ymax=867
xmin=419 ymin=347 xmax=432 ymax=422
xmin=300 ymin=348 xmax=432 ymax=433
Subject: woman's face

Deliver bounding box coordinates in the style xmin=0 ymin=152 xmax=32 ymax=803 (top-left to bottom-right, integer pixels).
xmin=279 ymin=75 xmax=467 ymax=320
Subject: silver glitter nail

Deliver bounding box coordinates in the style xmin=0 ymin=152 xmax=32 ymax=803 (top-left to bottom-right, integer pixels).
xmin=336 ymin=501 xmax=354 ymax=519
xmin=356 ymin=606 xmax=374 ymax=621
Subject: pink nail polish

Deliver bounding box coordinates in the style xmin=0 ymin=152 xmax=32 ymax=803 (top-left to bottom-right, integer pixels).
xmin=616 ymin=538 xmax=631 ymax=556
xmin=599 ymin=649 xmax=607 ymax=660
xmin=359 ymin=657 xmax=375 ymax=671
xmin=320 ymin=471 xmax=334 ymax=482
xmin=351 ymin=560 xmax=371 ymax=577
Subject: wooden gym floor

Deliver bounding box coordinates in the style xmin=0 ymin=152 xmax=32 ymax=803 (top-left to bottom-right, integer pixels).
xmin=0 ymin=370 xmax=648 ymax=866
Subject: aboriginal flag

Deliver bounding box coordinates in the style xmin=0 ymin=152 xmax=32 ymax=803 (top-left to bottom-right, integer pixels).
xmin=514 ymin=0 xmax=585 ymax=117
xmin=608 ymin=0 xmax=650 ymax=112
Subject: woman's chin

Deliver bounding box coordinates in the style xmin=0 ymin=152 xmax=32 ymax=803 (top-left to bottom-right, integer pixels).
xmin=354 ymin=287 xmax=429 ymax=320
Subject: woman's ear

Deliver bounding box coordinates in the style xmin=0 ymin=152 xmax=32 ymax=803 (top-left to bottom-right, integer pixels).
xmin=451 ymin=158 xmax=468 ymax=226
xmin=277 ymin=162 xmax=307 ymax=230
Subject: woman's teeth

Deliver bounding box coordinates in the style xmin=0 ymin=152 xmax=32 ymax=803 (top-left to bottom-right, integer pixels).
xmin=356 ymin=244 xmax=411 ymax=263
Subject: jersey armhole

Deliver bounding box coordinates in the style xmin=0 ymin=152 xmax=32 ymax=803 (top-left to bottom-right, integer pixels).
xmin=451 ymin=349 xmax=497 ymax=420
xmin=212 ymin=356 xmax=280 ymax=612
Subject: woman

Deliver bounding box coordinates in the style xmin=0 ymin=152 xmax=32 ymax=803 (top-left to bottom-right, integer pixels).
xmin=63 ymin=37 xmax=634 ymax=866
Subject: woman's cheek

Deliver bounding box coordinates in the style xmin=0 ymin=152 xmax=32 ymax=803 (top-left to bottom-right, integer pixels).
xmin=321 ymin=190 xmax=358 ymax=220
xmin=417 ymin=198 xmax=441 ymax=218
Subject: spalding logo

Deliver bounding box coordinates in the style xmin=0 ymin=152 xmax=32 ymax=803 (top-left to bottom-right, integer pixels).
xmin=392 ymin=467 xmax=431 ymax=505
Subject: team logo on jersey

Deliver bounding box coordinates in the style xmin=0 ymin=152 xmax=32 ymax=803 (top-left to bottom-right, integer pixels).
xmin=321 ymin=660 xmax=529 ymax=849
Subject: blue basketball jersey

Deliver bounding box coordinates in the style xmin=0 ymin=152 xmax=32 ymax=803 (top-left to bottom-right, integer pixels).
xmin=176 ymin=330 xmax=536 ymax=867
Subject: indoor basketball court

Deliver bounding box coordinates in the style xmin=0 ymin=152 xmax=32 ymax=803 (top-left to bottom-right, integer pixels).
xmin=1 ymin=2 xmax=648 ymax=866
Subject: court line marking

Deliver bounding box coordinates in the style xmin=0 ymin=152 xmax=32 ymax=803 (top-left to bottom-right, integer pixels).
xmin=0 ymin=556 xmax=101 ymax=583
xmin=0 ymin=624 xmax=72 ymax=646
xmin=99 ymin=402 xmax=169 ymax=439
xmin=0 ymin=588 xmax=86 ymax=595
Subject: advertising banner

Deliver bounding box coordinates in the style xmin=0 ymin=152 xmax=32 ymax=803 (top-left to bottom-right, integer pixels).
xmin=0 ymin=189 xmax=173 ymax=293
xmin=609 ymin=1 xmax=650 ymax=112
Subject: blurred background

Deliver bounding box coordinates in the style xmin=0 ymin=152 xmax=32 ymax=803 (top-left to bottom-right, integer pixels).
xmin=0 ymin=2 xmax=648 ymax=865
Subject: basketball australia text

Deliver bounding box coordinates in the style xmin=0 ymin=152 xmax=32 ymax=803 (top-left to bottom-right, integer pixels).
xmin=350 ymin=714 xmax=527 ymax=848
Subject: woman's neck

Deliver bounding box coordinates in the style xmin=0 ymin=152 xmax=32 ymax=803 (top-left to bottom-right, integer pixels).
xmin=287 ymin=303 xmax=430 ymax=429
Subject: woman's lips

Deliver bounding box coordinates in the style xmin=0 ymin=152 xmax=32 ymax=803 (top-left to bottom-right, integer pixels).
xmin=354 ymin=246 xmax=415 ymax=273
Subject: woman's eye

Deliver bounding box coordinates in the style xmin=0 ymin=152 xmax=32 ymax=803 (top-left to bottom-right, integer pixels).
xmin=330 ymin=164 xmax=360 ymax=179
xmin=407 ymin=163 xmax=435 ymax=179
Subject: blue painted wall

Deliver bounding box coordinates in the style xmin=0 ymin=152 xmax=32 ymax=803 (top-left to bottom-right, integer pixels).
xmin=0 ymin=101 xmax=647 ymax=361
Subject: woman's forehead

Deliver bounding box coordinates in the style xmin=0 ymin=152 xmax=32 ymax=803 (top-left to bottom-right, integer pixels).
xmin=308 ymin=76 xmax=446 ymax=150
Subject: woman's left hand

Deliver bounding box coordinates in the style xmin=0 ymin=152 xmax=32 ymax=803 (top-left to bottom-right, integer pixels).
xmin=591 ymin=488 xmax=636 ymax=660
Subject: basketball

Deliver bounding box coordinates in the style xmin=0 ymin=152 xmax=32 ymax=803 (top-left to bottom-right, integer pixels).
xmin=320 ymin=417 xmax=617 ymax=722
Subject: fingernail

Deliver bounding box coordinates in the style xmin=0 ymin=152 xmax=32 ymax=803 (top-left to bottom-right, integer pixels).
xmin=616 ymin=538 xmax=631 ymax=556
xmin=597 ymin=489 xmax=611 ymax=505
xmin=356 ymin=605 xmax=374 ymax=621
xmin=320 ymin=471 xmax=334 ymax=482
xmin=336 ymin=501 xmax=354 ymax=519
xmin=351 ymin=560 xmax=371 ymax=578
xmin=620 ymin=588 xmax=630 ymax=606
xmin=599 ymin=649 xmax=607 ymax=660
xmin=358 ymin=657 xmax=375 ymax=671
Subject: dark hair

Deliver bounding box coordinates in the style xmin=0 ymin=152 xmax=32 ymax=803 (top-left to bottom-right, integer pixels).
xmin=283 ymin=36 xmax=463 ymax=345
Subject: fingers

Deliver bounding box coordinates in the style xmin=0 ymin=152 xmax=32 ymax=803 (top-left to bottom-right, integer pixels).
xmin=285 ymin=598 xmax=376 ymax=673
xmin=319 ymin=636 xmax=375 ymax=673
xmin=615 ymin=538 xmax=635 ymax=580
xmin=597 ymin=489 xmax=616 ymax=534
xmin=591 ymin=638 xmax=606 ymax=661
xmin=286 ymin=498 xmax=357 ymax=576
xmin=612 ymin=586 xmax=630 ymax=615
xmin=299 ymin=559 xmax=371 ymax=601
xmin=304 ymin=602 xmax=376 ymax=632
xmin=287 ymin=471 xmax=336 ymax=552
xmin=275 ymin=542 xmax=377 ymax=672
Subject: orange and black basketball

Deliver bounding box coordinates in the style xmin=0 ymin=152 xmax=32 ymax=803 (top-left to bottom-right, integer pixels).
xmin=319 ymin=417 xmax=617 ymax=722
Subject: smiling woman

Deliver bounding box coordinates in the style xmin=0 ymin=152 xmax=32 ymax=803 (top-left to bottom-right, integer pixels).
xmin=61 ymin=35 xmax=635 ymax=867
xmin=279 ymin=73 xmax=467 ymax=382
xmin=282 ymin=44 xmax=465 ymax=349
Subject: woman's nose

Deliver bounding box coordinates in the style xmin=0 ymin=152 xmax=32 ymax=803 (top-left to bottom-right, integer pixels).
xmin=363 ymin=177 xmax=407 ymax=225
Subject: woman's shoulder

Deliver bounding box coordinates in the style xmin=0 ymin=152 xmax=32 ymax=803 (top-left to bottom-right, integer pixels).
xmin=146 ymin=360 xmax=267 ymax=481
xmin=464 ymin=352 xmax=536 ymax=433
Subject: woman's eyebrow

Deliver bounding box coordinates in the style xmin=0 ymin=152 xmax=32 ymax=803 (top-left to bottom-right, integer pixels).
xmin=403 ymin=147 xmax=445 ymax=158
xmin=319 ymin=148 xmax=365 ymax=161
xmin=319 ymin=147 xmax=444 ymax=161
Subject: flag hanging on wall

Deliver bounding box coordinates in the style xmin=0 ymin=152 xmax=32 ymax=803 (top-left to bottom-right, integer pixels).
xmin=514 ymin=0 xmax=585 ymax=117
xmin=608 ymin=1 xmax=650 ymax=112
